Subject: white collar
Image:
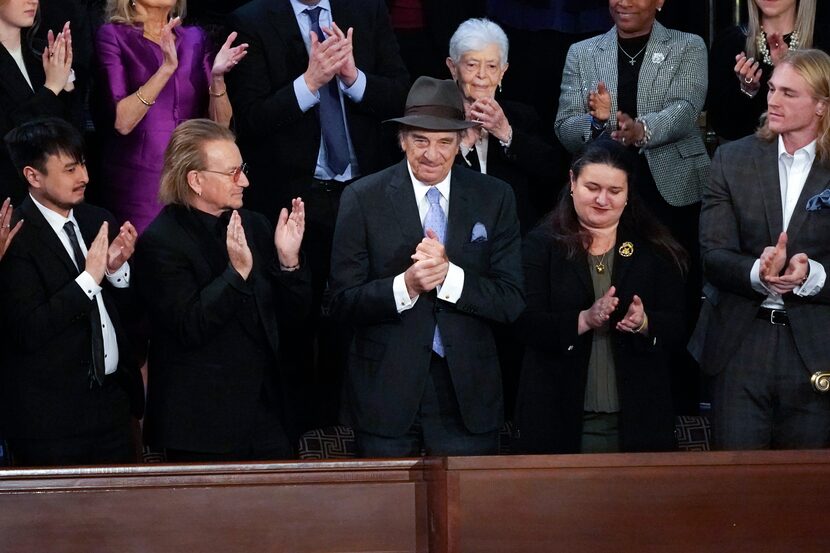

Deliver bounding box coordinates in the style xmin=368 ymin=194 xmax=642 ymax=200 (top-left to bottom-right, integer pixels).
xmin=290 ymin=0 xmax=331 ymax=18
xmin=30 ymin=193 xmax=78 ymax=235
xmin=406 ymin=162 xmax=451 ymax=203
xmin=777 ymin=135 xmax=817 ymax=162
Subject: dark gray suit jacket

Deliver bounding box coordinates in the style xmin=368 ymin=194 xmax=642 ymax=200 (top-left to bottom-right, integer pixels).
xmin=329 ymin=161 xmax=524 ymax=437
xmin=699 ymin=135 xmax=830 ymax=376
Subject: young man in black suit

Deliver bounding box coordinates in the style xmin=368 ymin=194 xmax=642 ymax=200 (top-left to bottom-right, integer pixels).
xmin=330 ymin=77 xmax=524 ymax=457
xmin=0 ymin=118 xmax=142 ymax=466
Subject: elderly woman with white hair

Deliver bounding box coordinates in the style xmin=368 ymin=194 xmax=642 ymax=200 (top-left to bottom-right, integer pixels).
xmin=446 ymin=17 xmax=559 ymax=234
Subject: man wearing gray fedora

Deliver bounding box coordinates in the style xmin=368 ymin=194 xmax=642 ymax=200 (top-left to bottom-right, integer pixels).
xmin=329 ymin=76 xmax=524 ymax=457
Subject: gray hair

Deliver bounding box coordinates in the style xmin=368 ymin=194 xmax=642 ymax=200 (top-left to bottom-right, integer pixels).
xmin=448 ymin=18 xmax=509 ymax=66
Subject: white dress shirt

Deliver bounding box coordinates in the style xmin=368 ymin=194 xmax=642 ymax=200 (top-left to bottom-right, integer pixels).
xmin=750 ymin=138 xmax=826 ymax=309
xmin=31 ymin=196 xmax=130 ymax=374
xmin=393 ymin=164 xmax=465 ymax=313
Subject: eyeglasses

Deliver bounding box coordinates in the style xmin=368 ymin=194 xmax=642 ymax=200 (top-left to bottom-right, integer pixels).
xmin=199 ymin=162 xmax=249 ymax=183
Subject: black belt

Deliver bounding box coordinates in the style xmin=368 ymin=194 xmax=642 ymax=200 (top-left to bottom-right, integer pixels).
xmin=309 ymin=178 xmax=353 ymax=193
xmin=756 ymin=307 xmax=789 ymax=326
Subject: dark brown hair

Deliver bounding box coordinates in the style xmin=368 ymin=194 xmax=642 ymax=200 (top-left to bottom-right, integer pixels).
xmin=546 ymin=139 xmax=689 ymax=276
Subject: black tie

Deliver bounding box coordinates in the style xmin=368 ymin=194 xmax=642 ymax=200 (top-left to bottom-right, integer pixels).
xmin=305 ymin=6 xmax=351 ymax=174
xmin=63 ymin=221 xmax=105 ymax=386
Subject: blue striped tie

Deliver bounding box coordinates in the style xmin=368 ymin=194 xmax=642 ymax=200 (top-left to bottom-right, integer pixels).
xmin=424 ymin=187 xmax=446 ymax=357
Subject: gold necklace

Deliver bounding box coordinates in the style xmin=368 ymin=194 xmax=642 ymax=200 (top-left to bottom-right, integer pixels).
xmin=590 ymin=251 xmax=608 ymax=274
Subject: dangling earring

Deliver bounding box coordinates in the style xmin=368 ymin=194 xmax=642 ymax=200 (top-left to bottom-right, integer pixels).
xmin=498 ymin=82 xmax=503 ymax=93
xmin=130 ymin=0 xmax=136 ymax=8
xmin=569 ymin=189 xmax=574 ymax=196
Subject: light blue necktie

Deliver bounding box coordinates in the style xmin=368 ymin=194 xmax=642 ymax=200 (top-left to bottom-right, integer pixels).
xmin=424 ymin=187 xmax=446 ymax=357
xmin=305 ymin=7 xmax=350 ymax=174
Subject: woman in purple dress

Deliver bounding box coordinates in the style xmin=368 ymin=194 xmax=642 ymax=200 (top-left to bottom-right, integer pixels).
xmin=95 ymin=0 xmax=247 ymax=233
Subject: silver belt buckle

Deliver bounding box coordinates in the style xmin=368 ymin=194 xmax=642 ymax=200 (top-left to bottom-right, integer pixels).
xmin=769 ymin=309 xmax=787 ymax=325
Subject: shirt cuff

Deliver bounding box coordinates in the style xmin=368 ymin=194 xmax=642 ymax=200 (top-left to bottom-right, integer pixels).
xmin=750 ymin=258 xmax=775 ymax=296
xmin=393 ymin=272 xmax=418 ymax=313
xmin=436 ymin=262 xmax=464 ymax=303
xmin=105 ymin=261 xmax=130 ymax=288
xmin=794 ymin=259 xmax=826 ymax=297
xmin=76 ymin=271 xmax=102 ymax=299
xmin=339 ymin=70 xmax=366 ymax=102
xmin=293 ymin=75 xmax=320 ymax=112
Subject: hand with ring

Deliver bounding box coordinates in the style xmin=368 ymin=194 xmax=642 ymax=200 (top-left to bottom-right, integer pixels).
xmin=734 ymin=52 xmax=762 ymax=96
xmin=578 ymin=285 xmax=619 ymax=334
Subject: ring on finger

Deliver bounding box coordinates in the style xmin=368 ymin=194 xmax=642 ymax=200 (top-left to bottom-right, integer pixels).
xmin=744 ymin=76 xmax=753 ymax=84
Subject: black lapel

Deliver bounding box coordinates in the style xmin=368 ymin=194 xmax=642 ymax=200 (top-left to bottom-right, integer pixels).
xmin=755 ymin=138 xmax=784 ymax=242
xmin=787 ymin=157 xmax=830 ymax=240
xmin=572 ymin=249 xmax=594 ymax=299
xmin=19 ymin=197 xmax=79 ymax=276
xmin=0 ymin=44 xmax=37 ymax=102
xmin=445 ymin=169 xmax=473 ymax=259
xmin=269 ymin=0 xmax=310 ymax=75
xmin=387 ymin=160 xmax=426 ymax=247
xmin=610 ymin=228 xmax=636 ymax=297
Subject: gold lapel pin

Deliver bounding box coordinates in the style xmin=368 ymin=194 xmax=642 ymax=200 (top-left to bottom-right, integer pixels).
xmin=619 ymin=242 xmax=634 ymax=257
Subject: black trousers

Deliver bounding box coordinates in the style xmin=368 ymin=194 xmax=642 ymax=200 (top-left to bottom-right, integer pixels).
xmin=356 ymin=354 xmax=499 ymax=458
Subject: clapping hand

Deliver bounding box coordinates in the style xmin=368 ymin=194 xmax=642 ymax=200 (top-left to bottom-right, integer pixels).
xmin=579 ymin=285 xmax=619 ymax=333
xmin=275 ymin=197 xmax=305 ymax=269
xmin=43 ymin=21 xmax=74 ymax=94
xmin=211 ymin=31 xmax=248 ymax=77
xmin=611 ymin=111 xmax=644 ymax=147
xmin=159 ymin=17 xmax=181 ymax=73
xmin=761 ymin=232 xmax=809 ymax=294
xmin=615 ymin=294 xmax=648 ymax=335
xmin=226 ymin=210 xmax=253 ymax=280
xmin=588 ymin=81 xmax=611 ymax=122
xmin=323 ymin=22 xmax=357 ymax=87
xmin=106 ymin=221 xmax=137 ymax=274
xmin=469 ymin=97 xmax=511 ymax=144
xmin=0 ymin=198 xmax=23 ymax=262
xmin=85 ymin=223 xmax=110 ymax=284
xmin=734 ymin=52 xmax=762 ymax=96
xmin=404 ymin=229 xmax=449 ymax=298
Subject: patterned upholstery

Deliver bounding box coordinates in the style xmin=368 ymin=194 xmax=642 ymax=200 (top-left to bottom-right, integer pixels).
xmin=674 ymin=415 xmax=712 ymax=451
xmin=298 ymin=426 xmax=358 ymax=460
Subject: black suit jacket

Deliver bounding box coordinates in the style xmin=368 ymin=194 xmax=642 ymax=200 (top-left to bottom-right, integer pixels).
xmin=226 ymin=0 xmax=409 ymax=219
xmin=514 ymin=226 xmax=684 ymax=453
xmin=699 ymin=136 xmax=830 ymax=377
xmin=0 ymin=198 xmax=143 ymax=440
xmin=329 ymin=161 xmax=524 ymax=437
xmin=0 ymin=42 xmax=75 ymax=203
xmin=134 ymin=205 xmax=312 ymax=453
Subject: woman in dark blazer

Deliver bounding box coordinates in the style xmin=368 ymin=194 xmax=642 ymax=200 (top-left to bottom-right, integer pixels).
xmin=515 ymin=139 xmax=687 ymax=454
xmin=0 ymin=2 xmax=75 ymax=203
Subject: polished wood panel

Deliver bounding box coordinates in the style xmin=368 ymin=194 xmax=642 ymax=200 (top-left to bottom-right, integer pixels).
xmin=426 ymin=451 xmax=830 ymax=553
xmin=0 ymin=460 xmax=428 ymax=553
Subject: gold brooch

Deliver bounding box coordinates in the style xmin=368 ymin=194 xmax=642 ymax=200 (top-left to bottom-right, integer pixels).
xmin=619 ymin=242 xmax=634 ymax=257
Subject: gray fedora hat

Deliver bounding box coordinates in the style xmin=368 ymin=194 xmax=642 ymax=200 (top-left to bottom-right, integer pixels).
xmin=386 ymin=76 xmax=479 ymax=131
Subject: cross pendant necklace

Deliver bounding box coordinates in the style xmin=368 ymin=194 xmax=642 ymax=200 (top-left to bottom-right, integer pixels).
xmin=618 ymin=43 xmax=647 ymax=66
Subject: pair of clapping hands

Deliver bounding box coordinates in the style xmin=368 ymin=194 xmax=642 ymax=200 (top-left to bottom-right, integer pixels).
xmin=760 ymin=231 xmax=809 ymax=295
xmin=578 ymin=286 xmax=648 ymax=336
xmin=226 ymin=199 xmax=305 ymax=280
xmin=404 ymin=229 xmax=448 ymax=299
xmin=304 ymin=21 xmax=358 ymax=92
xmin=587 ymin=82 xmax=644 ymax=146
xmin=43 ymin=21 xmax=74 ymax=95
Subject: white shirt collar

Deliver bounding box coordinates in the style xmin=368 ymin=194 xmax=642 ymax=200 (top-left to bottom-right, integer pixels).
xmin=30 ymin=193 xmax=78 ymax=236
xmin=290 ymin=0 xmax=331 ymax=18
xmin=777 ymin=136 xmax=817 ymax=162
xmin=406 ymin=162 xmax=451 ymax=204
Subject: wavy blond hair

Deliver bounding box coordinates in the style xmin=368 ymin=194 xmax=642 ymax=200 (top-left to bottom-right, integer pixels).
xmin=757 ymin=49 xmax=830 ymax=161
xmin=745 ymin=0 xmax=815 ymax=59
xmin=105 ymin=0 xmax=187 ymax=25
xmin=159 ymin=119 xmax=235 ymax=206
